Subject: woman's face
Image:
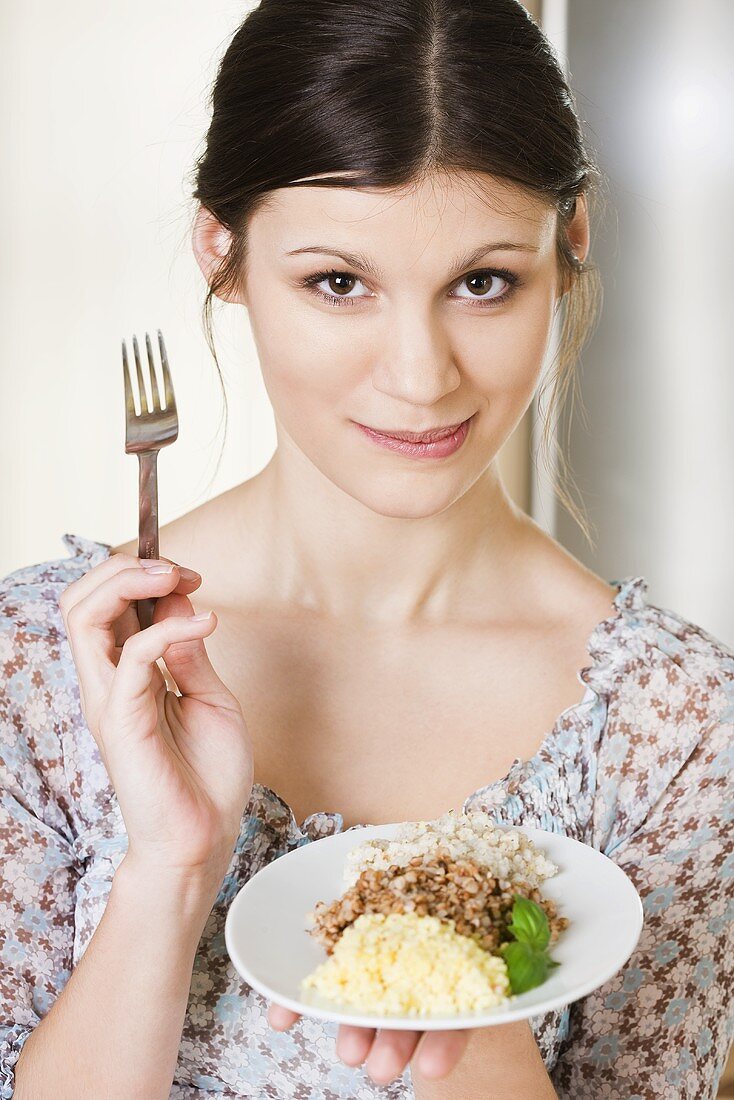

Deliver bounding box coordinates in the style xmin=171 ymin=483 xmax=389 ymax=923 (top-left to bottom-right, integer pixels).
xmin=203 ymin=170 xmax=583 ymax=518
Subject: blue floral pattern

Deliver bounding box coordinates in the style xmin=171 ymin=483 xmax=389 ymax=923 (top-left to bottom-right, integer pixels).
xmin=1 ymin=533 xmax=732 ymax=1098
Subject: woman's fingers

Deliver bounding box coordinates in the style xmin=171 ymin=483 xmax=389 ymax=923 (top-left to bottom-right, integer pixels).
xmin=106 ymin=608 xmax=218 ymax=730
xmin=149 ymin=590 xmax=236 ymax=702
xmin=412 ymin=1027 xmax=472 ymax=1081
xmin=338 ymin=1025 xmax=471 ymax=1085
xmin=63 ymin=565 xmax=190 ymax=696
xmin=267 ymin=1003 xmax=301 ymax=1030
xmin=59 ymin=552 xmax=143 ymax=615
xmin=124 ymin=558 xmax=202 ymax=647
xmin=336 ymin=1024 xmax=376 ymax=1066
xmin=364 ymin=1028 xmax=422 ymax=1084
xmin=268 ymin=1005 xmax=471 ymax=1087
xmin=335 ymin=1024 xmax=422 ymax=1085
xmin=59 ymin=553 xmax=199 ymax=622
xmin=60 ymin=553 xmax=202 ymax=651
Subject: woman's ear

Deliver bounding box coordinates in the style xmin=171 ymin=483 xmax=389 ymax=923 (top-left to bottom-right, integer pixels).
xmin=566 ymin=192 xmax=590 ymax=267
xmin=191 ymin=204 xmax=244 ymax=304
xmin=556 ymin=193 xmax=591 ymax=302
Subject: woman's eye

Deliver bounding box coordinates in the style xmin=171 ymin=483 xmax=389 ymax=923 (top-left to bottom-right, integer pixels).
xmin=301 ymin=266 xmax=520 ymax=309
xmin=451 ymin=271 xmax=512 ymax=303
xmin=307 ymin=271 xmax=372 ymax=305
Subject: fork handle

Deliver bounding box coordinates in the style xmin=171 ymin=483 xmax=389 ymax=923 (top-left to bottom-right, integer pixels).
xmin=137 ymin=449 xmax=160 ymax=631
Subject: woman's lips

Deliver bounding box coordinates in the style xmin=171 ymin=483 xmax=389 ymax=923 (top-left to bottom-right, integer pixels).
xmin=353 ymin=414 xmax=475 ymax=459
xmin=364 ymin=420 xmax=467 ymax=443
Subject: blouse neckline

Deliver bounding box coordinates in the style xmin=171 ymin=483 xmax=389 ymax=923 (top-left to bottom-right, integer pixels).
xmin=60 ymin=532 xmax=650 ymax=841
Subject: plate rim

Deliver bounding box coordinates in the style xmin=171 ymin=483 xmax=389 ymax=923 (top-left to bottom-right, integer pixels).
xmin=224 ymin=822 xmax=645 ymax=1030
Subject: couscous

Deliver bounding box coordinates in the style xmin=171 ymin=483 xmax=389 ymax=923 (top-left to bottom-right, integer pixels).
xmin=301 ymin=911 xmax=511 ymax=1015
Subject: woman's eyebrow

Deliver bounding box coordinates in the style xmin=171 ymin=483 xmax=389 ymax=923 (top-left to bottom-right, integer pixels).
xmin=283 ymin=240 xmax=540 ymax=282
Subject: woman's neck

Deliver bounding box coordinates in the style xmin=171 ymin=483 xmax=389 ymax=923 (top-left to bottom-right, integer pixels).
xmin=216 ymin=450 xmax=538 ymax=627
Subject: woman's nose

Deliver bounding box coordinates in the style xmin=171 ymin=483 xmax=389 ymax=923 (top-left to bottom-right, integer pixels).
xmin=370 ymin=308 xmax=461 ymax=404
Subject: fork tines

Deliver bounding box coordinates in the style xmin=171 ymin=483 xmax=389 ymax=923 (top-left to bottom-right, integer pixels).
xmin=122 ymin=329 xmax=178 ymax=453
xmin=122 ymin=329 xmax=174 ymax=418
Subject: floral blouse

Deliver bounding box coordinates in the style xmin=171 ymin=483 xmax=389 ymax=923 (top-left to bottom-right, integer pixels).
xmin=1 ymin=533 xmax=733 ymax=1099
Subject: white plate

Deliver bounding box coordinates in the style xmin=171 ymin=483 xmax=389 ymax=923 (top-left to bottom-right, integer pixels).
xmin=224 ymin=822 xmax=644 ymax=1030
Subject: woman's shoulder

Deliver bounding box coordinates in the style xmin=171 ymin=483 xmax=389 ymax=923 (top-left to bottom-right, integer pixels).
xmin=0 ymin=531 xmax=113 ymax=723
xmin=0 ymin=534 xmax=113 ymax=841
xmin=0 ymin=533 xmax=113 ymax=633
xmin=587 ymin=574 xmax=733 ymax=713
xmin=585 ymin=575 xmax=733 ymax=854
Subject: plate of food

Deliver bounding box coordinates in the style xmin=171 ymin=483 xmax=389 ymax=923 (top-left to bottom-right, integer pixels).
xmin=224 ymin=809 xmax=643 ymax=1030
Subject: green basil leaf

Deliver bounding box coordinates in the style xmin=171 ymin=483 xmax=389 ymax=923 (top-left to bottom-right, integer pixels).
xmin=506 ymin=896 xmax=551 ymax=951
xmin=499 ymin=941 xmax=552 ymax=994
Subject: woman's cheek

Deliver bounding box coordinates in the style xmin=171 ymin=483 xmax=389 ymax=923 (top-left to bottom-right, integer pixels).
xmin=498 ymin=290 xmax=557 ymax=392
xmin=455 ymin=311 xmax=547 ymax=398
xmin=255 ymin=333 xmax=367 ymax=447
xmin=249 ymin=297 xmax=346 ymax=399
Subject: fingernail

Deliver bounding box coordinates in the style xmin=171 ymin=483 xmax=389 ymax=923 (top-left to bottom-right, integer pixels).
xmin=190 ymin=610 xmax=213 ymax=621
xmin=140 ymin=558 xmax=168 ymax=568
xmin=178 ymin=566 xmax=201 ymax=581
xmin=145 ymin=564 xmax=174 ymax=574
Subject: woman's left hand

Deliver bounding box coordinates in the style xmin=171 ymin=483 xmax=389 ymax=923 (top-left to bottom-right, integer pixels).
xmin=267 ymin=1002 xmax=472 ymax=1085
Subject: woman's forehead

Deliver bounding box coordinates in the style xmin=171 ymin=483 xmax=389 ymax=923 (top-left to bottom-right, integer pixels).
xmin=250 ymin=170 xmax=554 ymax=250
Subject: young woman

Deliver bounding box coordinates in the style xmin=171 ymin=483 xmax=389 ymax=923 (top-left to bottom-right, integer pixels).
xmin=2 ymin=1 xmax=732 ymax=1097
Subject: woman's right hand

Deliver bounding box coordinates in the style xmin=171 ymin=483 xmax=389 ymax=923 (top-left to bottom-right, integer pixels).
xmin=58 ymin=552 xmax=255 ymax=885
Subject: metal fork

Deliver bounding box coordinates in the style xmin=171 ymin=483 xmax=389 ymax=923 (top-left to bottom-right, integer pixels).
xmin=122 ymin=330 xmax=178 ymax=630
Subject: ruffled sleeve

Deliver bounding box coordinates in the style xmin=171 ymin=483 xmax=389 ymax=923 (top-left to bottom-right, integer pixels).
xmin=552 ymin=589 xmax=734 ymax=1099
xmin=0 ymin=568 xmax=84 ymax=1097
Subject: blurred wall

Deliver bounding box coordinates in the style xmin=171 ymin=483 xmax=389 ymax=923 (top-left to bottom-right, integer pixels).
xmin=557 ymin=0 xmax=734 ymax=644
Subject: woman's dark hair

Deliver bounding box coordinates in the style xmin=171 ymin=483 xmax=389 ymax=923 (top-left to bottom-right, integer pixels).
xmin=190 ymin=0 xmax=604 ymax=545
